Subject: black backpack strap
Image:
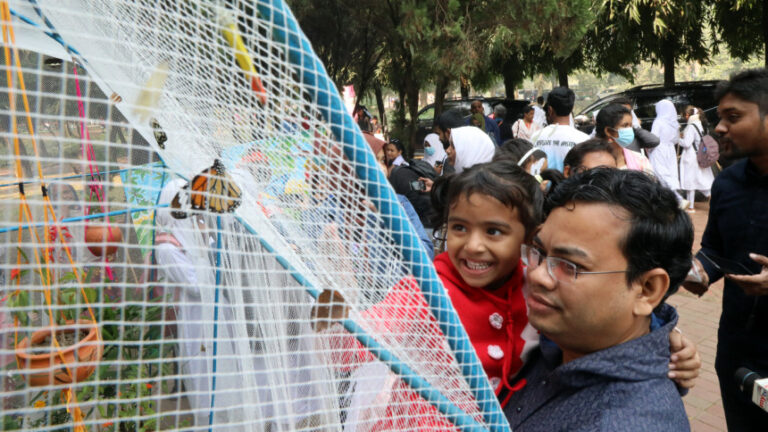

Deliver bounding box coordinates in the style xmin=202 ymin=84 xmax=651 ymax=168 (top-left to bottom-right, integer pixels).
xmin=690 ymin=124 xmax=703 ymax=152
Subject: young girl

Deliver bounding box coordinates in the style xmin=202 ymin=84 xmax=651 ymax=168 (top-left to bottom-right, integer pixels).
xmin=430 ymin=160 xmax=544 ymax=406
xmin=384 ymin=137 xmax=406 ymax=168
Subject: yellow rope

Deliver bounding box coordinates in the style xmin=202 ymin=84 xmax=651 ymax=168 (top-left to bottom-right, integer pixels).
xmin=2 ymin=4 xmax=91 ymax=429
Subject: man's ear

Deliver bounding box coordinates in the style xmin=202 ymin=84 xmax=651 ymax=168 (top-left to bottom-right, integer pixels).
xmin=563 ymin=165 xmax=571 ymax=178
xmin=633 ymin=268 xmax=670 ymax=317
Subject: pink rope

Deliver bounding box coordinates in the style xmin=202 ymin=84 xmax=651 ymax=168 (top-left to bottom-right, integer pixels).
xmin=72 ymin=65 xmax=114 ymax=280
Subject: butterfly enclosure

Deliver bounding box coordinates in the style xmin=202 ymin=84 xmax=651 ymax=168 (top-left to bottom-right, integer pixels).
xmin=0 ymin=1 xmax=508 ymax=431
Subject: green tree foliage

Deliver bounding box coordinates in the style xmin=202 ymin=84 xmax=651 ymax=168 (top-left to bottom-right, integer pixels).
xmin=288 ymin=0 xmax=384 ymax=99
xmin=713 ymin=0 xmax=767 ymax=68
xmin=619 ymin=0 xmax=710 ymax=86
xmin=479 ymin=0 xmax=595 ymax=93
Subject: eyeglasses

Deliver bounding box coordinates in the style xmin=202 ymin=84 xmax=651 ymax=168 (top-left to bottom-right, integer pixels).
xmin=521 ymin=244 xmax=628 ymax=285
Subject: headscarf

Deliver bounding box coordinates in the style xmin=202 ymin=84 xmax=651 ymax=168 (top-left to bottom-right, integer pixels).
xmin=422 ymin=133 xmax=447 ymax=167
xmin=451 ymin=126 xmax=495 ymax=174
xmin=651 ymin=100 xmax=680 ymax=146
xmin=471 ymin=112 xmax=485 ymax=131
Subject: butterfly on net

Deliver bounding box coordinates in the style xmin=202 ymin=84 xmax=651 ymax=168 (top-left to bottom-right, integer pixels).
xmin=170 ymin=159 xmax=242 ymax=219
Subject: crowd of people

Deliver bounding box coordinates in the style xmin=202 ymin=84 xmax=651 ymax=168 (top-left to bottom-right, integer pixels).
xmin=347 ymin=68 xmax=768 ymax=431
xmin=145 ymin=70 xmax=767 ymax=431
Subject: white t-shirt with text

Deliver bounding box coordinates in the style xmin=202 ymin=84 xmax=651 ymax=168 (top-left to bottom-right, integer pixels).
xmin=531 ymin=124 xmax=590 ymax=172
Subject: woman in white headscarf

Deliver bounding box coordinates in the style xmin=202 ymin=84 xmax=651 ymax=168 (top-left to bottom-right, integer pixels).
xmin=421 ymin=133 xmax=447 ymax=172
xmin=679 ymin=106 xmax=715 ymax=212
xmin=649 ymin=99 xmax=682 ymax=200
xmin=446 ymin=125 xmax=496 ymax=174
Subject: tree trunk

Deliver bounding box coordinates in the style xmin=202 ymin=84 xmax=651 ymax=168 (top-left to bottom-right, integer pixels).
xmin=394 ymin=87 xmax=406 ymax=138
xmin=405 ymin=79 xmax=420 ymax=158
xmin=374 ymin=80 xmax=386 ymax=128
xmin=662 ymin=44 xmax=676 ymax=88
xmin=764 ymin=0 xmax=768 ymax=68
xmin=502 ymin=59 xmax=524 ymax=99
xmin=556 ymin=64 xmax=569 ymax=88
xmin=434 ymin=76 xmax=449 ymax=119
xmin=460 ymin=74 xmax=470 ymax=99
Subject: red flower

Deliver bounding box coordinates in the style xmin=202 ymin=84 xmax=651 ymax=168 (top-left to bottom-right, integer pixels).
xmin=10 ymin=269 xmax=20 ymax=280
xmin=145 ymin=383 xmax=153 ymax=389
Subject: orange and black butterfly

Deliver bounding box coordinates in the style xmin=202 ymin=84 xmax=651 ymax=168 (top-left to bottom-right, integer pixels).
xmin=170 ymin=159 xmax=242 ymax=219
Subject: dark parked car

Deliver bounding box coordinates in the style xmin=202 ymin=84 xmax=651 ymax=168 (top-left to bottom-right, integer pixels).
xmin=575 ymin=80 xmax=721 ymax=134
xmin=413 ymin=97 xmax=530 ymax=153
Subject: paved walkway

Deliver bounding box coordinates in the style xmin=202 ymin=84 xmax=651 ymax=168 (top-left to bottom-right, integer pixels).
xmin=666 ymin=200 xmax=727 ymax=431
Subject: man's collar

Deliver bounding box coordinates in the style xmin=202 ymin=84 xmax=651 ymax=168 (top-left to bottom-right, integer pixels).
xmin=746 ymin=157 xmax=768 ymax=181
xmin=539 ymin=304 xmax=679 ymax=388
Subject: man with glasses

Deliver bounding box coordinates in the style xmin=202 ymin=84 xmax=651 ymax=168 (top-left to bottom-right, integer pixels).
xmin=503 ymin=168 xmax=693 ymax=431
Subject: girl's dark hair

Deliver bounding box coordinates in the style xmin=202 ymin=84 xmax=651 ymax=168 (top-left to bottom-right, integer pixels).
xmin=519 ymin=149 xmax=547 ymax=168
xmin=540 ymin=169 xmax=565 ymax=195
xmin=595 ymin=103 xmax=631 ymax=138
xmin=563 ymin=138 xmax=617 ymax=170
xmin=493 ymin=138 xmax=533 ymax=164
xmin=388 ymin=137 xmax=405 ymax=154
xmin=430 ymin=160 xmax=543 ymax=236
xmin=522 ymin=105 xmax=535 ymax=115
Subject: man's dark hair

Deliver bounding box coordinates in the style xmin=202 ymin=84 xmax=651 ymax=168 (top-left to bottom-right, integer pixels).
xmin=522 ymin=105 xmax=535 ymax=115
xmin=437 ymin=109 xmax=466 ymax=130
xmin=493 ymin=138 xmax=533 ymax=164
xmin=545 ymin=87 xmax=576 ymax=117
xmin=536 ymin=96 xmax=544 ymax=105
xmin=595 ymin=103 xmax=632 ymax=138
xmin=715 ymin=68 xmax=768 ymax=115
xmin=544 ymin=168 xmax=693 ymax=298
xmin=563 ymin=138 xmax=617 ymax=170
xmin=430 ymin=160 xmax=543 ymax=235
xmin=612 ymin=96 xmax=633 ymax=107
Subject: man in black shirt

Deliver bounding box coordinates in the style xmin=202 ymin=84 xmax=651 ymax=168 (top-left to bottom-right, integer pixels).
xmin=684 ymin=69 xmax=768 ymax=432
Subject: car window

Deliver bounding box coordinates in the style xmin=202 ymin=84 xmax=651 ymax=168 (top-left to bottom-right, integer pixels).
xmin=418 ymin=106 xmax=435 ymax=121
xmin=633 ymin=95 xmax=660 ymax=121
xmin=577 ymin=95 xmax=620 ymax=118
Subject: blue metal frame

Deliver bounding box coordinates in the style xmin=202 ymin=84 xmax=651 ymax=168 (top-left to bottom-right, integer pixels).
xmin=256 ymin=1 xmax=508 ymax=430
xmin=209 ymin=215 xmax=223 ymax=430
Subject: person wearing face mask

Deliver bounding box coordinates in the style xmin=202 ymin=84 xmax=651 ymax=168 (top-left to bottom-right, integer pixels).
xmin=589 ymin=98 xmax=659 ymax=155
xmin=421 ymin=132 xmax=447 ymax=174
xmin=594 ymin=103 xmax=654 ymax=174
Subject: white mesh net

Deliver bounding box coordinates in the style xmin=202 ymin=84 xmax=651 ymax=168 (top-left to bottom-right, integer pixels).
xmin=0 ymin=1 xmax=508 ymax=431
